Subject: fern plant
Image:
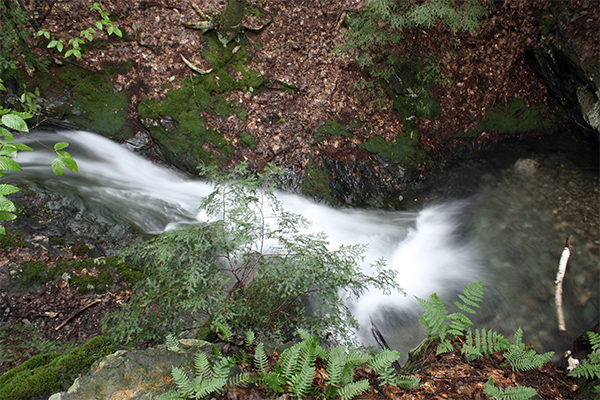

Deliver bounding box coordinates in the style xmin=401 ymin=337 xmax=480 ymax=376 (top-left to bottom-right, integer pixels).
xmin=254 ymin=329 xmax=419 ymax=399
xmin=503 ymin=329 xmax=553 ymax=372
xmin=158 ymin=350 xmax=250 ymax=400
xmin=483 ymin=379 xmax=538 ymax=400
xmin=568 ymin=331 xmax=600 ymax=393
xmin=462 ymin=328 xmax=510 ymax=361
xmin=416 ymin=280 xmax=484 ymax=354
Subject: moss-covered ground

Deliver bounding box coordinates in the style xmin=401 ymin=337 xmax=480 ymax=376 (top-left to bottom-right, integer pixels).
xmin=16 ymin=62 xmax=130 ymax=140
xmin=0 ymin=335 xmax=115 ymax=400
xmin=139 ymin=33 xmax=263 ymax=173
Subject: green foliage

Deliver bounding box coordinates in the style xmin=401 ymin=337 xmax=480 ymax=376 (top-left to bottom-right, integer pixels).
xmin=254 ymin=329 xmax=418 ymax=398
xmin=0 ymin=1 xmax=49 ymax=76
xmin=416 ymin=280 xmax=483 ymax=354
xmin=300 ymin=165 xmax=334 ymax=203
xmin=159 ymin=348 xmax=249 ymax=400
xmin=103 ymin=162 xmax=400 ymax=344
xmin=569 ymin=331 xmax=600 ymax=386
xmin=139 ymin=35 xmax=262 ymax=171
xmin=483 ymin=379 xmax=538 ymax=400
xmin=462 ymin=328 xmax=510 ymax=361
xmin=0 ymin=336 xmax=115 ymax=400
xmin=36 ymin=2 xmax=122 ymax=60
xmin=238 ymin=131 xmax=256 ymax=150
xmin=0 ymin=78 xmax=78 ymax=233
xmin=316 ymin=119 xmax=351 ymax=143
xmin=476 ymin=97 xmax=553 ymax=134
xmin=503 ymin=329 xmax=554 ymax=372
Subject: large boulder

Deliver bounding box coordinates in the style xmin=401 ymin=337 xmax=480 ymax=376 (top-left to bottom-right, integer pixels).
xmin=48 ymin=340 xmax=215 ymax=400
xmin=532 ymin=1 xmax=599 ymax=137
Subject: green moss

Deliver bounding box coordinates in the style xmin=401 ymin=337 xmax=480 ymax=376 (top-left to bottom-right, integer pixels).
xmin=361 ymin=128 xmax=425 ymax=169
xmin=476 ymin=97 xmax=552 ymax=134
xmin=239 ymin=131 xmax=257 ymax=150
xmin=0 ymin=231 xmax=27 ymax=248
xmin=139 ymin=34 xmax=263 ymax=172
xmin=20 ymin=261 xmax=53 ymax=286
xmin=0 ymin=336 xmax=115 ymax=400
xmin=301 ymin=166 xmax=334 ymax=203
xmin=315 ymin=119 xmax=351 ymax=143
xmin=17 ymin=64 xmax=129 ymax=139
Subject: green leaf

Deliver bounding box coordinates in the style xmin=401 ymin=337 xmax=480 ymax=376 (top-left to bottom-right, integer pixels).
xmin=0 ymin=127 xmax=14 ymax=142
xmin=0 ymin=196 xmax=17 ymax=213
xmin=0 ymin=210 xmax=17 ymax=222
xmin=54 ymin=142 xmax=70 ymax=151
xmin=52 ymin=158 xmax=65 ymax=176
xmin=0 ymin=156 xmax=22 ymax=171
xmin=1 ymin=114 xmax=28 ymax=132
xmin=11 ymin=143 xmax=32 ymax=151
xmin=0 ymin=184 xmax=20 ymax=196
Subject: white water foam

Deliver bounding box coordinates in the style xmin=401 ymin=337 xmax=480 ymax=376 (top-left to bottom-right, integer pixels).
xmin=9 ymin=130 xmax=485 ymax=347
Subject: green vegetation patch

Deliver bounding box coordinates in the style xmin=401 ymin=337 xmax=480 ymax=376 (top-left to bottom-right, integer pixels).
xmin=315 ymin=119 xmax=352 ymax=143
xmin=18 ymin=256 xmax=144 ymax=294
xmin=238 ymin=131 xmax=256 ymax=150
xmin=300 ymin=166 xmax=334 ymax=203
xmin=139 ymin=34 xmax=263 ymax=172
xmin=361 ymin=128 xmax=426 ymax=170
xmin=478 ymin=97 xmax=553 ymax=134
xmin=0 ymin=336 xmax=115 ymax=400
xmin=16 ymin=63 xmax=130 ymax=139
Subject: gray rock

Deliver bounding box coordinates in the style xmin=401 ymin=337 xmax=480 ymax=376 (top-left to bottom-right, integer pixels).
xmin=50 ymin=340 xmax=214 ymax=400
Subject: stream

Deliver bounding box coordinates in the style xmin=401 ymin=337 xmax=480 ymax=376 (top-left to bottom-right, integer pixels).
xmin=4 ymin=130 xmax=599 ymax=363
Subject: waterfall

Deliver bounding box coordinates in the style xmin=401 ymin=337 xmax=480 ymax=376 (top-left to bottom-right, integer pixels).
xmin=4 ymin=130 xmax=598 ymax=361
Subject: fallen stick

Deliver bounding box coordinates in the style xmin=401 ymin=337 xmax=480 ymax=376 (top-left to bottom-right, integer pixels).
xmin=55 ymin=298 xmax=102 ymax=331
xmin=555 ymin=237 xmax=572 ymax=336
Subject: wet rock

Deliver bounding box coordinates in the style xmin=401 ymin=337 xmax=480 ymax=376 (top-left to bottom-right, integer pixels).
xmin=49 ymin=340 xmax=214 ymax=400
xmin=532 ymin=1 xmax=600 ymax=137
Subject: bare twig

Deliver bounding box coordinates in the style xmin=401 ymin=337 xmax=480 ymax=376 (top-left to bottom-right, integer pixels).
xmin=555 ymin=237 xmax=572 ymax=338
xmin=55 ymin=298 xmax=102 ymax=330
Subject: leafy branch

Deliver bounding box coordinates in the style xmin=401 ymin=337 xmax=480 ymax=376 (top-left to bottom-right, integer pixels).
xmin=0 ymin=79 xmax=78 ymax=234
xmin=36 ymin=2 xmax=122 ymax=59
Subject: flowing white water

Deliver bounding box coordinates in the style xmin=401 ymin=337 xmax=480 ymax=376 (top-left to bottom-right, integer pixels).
xmin=5 ymin=130 xmax=598 ymax=361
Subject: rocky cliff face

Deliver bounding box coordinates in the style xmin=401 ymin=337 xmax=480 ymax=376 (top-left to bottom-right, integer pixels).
xmin=532 ymin=1 xmax=599 ymax=137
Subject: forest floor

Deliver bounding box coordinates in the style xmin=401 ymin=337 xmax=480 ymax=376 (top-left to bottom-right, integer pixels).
xmin=1 ymin=0 xmax=598 ymax=399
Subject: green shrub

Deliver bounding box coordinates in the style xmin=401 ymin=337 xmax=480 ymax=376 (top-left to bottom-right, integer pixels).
xmin=103 ymin=163 xmax=400 ymax=344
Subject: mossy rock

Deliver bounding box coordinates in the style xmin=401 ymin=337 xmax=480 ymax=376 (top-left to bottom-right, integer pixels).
xmin=361 ymin=129 xmax=426 ymax=170
xmin=0 ymin=336 xmax=115 ymax=400
xmin=300 ymin=166 xmax=334 ymax=203
xmin=476 ymin=97 xmax=553 ymax=134
xmin=139 ymin=34 xmax=263 ymax=172
xmin=16 ymin=63 xmax=130 ymax=139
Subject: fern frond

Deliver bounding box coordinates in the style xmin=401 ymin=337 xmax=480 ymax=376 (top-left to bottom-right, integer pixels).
xmin=416 ymin=293 xmax=449 ymax=338
xmin=568 ymin=362 xmax=600 ymax=380
xmin=166 ymin=333 xmax=181 ymax=352
xmin=171 ymin=367 xmax=195 ymax=399
xmin=228 ymin=372 xmax=252 ymax=388
xmin=258 ymin=371 xmax=286 ymax=393
xmin=339 ymin=379 xmax=370 ymax=400
xmin=344 ymin=350 xmax=371 ymax=368
xmin=245 ymin=330 xmax=256 ymax=347
xmin=211 ymin=356 xmax=234 ymax=382
xmin=504 ymin=329 xmax=553 ymax=372
xmin=194 ymin=352 xmax=212 ymax=381
xmin=368 ymin=349 xmax=401 ymax=386
xmin=589 ymin=331 xmax=600 ymax=348
xmin=397 ymin=375 xmax=421 ymax=389
xmin=156 ymin=391 xmax=186 ymax=400
xmin=195 ymin=378 xmax=228 ymax=398
xmin=288 ymin=361 xmax=316 ymax=399
xmin=484 ymin=378 xmax=537 ymax=400
xmin=254 ymin=343 xmax=269 ymax=375
xmin=462 ymin=328 xmax=509 ymax=361
xmin=326 ymin=351 xmax=346 ymax=387
xmin=452 ymin=280 xmax=484 ymax=314
xmin=280 ymin=344 xmax=302 ymax=380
